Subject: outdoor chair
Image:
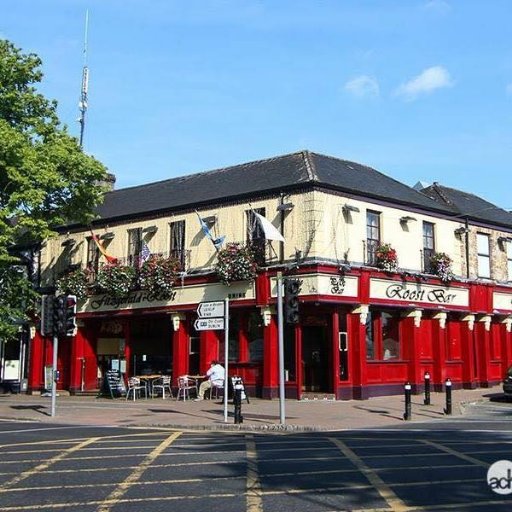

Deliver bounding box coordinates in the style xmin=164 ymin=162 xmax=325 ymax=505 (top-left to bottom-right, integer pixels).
xmin=176 ymin=375 xmax=197 ymax=401
xmin=152 ymin=375 xmax=173 ymax=399
xmin=209 ymin=380 xmax=224 ymax=400
xmin=125 ymin=377 xmax=147 ymax=401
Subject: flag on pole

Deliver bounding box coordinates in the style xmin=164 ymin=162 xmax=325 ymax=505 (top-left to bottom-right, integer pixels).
xmin=196 ymin=212 xmax=225 ymax=250
xmin=140 ymin=240 xmax=151 ymax=266
xmin=90 ymin=230 xmax=118 ymax=264
xmin=252 ymin=211 xmax=285 ymax=242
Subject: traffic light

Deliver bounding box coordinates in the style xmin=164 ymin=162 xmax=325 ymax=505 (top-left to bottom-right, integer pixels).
xmin=284 ymin=278 xmax=301 ymax=324
xmin=40 ymin=295 xmax=54 ymax=337
xmin=53 ymin=295 xmax=66 ymax=335
xmin=64 ymin=295 xmax=77 ymax=336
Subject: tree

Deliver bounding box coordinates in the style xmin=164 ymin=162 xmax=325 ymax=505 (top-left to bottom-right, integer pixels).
xmin=0 ymin=39 xmax=109 ymax=336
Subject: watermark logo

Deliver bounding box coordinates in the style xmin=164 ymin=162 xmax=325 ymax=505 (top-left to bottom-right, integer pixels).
xmin=487 ymin=460 xmax=512 ymax=495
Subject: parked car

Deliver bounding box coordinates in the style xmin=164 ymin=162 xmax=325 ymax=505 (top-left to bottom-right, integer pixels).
xmin=503 ymin=365 xmax=512 ymax=395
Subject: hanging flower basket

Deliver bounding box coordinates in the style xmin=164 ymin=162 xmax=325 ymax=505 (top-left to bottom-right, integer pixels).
xmin=215 ymin=243 xmax=258 ymax=284
xmin=56 ymin=267 xmax=92 ymax=300
xmin=430 ymin=252 xmax=454 ymax=283
xmin=138 ymin=255 xmax=181 ymax=297
xmin=96 ymin=262 xmax=137 ymax=298
xmin=375 ymin=243 xmax=399 ymax=272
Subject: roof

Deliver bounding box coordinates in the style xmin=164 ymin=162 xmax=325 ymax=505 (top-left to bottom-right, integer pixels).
xmin=420 ymin=182 xmax=512 ymax=229
xmin=91 ymin=151 xmax=451 ymax=224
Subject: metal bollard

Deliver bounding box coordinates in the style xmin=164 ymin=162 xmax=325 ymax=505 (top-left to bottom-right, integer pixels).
xmin=233 ymin=384 xmax=243 ymax=424
xmin=403 ymin=381 xmax=412 ymax=421
xmin=444 ymin=378 xmax=452 ymax=415
xmin=423 ymin=371 xmax=431 ymax=405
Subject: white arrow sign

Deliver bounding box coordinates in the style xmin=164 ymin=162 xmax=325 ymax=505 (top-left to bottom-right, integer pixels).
xmin=197 ymin=301 xmax=225 ymax=318
xmin=194 ymin=318 xmax=225 ymax=331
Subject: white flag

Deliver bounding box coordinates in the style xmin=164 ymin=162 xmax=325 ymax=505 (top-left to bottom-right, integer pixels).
xmin=253 ymin=212 xmax=285 ymax=242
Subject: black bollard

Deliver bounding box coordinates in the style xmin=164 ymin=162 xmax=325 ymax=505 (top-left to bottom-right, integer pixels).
xmin=403 ymin=381 xmax=412 ymax=421
xmin=444 ymin=378 xmax=452 ymax=415
xmin=233 ymin=384 xmax=243 ymax=424
xmin=423 ymin=371 xmax=431 ymax=405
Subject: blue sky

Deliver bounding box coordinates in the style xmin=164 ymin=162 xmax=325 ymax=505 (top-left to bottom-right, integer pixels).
xmin=2 ymin=0 xmax=512 ymax=208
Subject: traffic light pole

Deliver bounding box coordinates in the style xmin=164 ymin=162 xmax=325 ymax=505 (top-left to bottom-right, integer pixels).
xmin=277 ymin=272 xmax=285 ymax=425
xmin=50 ymin=332 xmax=58 ymax=417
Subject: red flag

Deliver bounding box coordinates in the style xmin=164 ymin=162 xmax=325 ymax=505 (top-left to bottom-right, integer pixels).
xmin=90 ymin=231 xmax=118 ymax=264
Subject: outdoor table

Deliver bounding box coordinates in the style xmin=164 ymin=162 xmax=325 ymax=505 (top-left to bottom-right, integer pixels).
xmin=134 ymin=374 xmax=163 ymax=397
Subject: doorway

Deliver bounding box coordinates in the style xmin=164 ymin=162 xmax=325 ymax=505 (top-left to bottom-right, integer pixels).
xmin=301 ymin=326 xmax=329 ymax=392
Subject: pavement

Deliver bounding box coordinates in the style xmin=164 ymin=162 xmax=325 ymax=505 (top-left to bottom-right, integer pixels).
xmin=0 ymin=385 xmax=505 ymax=431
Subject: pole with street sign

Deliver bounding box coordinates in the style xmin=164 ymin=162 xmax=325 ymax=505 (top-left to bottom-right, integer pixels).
xmin=195 ymin=300 xmax=229 ymax=422
xmin=277 ymin=272 xmax=285 ymax=424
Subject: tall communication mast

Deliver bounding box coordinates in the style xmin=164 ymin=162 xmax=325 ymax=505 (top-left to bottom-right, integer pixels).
xmin=78 ymin=10 xmax=89 ymax=148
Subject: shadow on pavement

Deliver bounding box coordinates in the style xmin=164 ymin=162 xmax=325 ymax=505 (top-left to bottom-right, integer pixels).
xmin=10 ymin=404 xmax=49 ymax=417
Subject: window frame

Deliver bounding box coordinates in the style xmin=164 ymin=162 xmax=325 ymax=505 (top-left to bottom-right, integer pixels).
xmin=170 ymin=220 xmax=186 ymax=269
xmin=246 ymin=207 xmax=266 ymax=265
xmin=127 ymin=228 xmax=142 ymax=268
xmin=366 ymin=210 xmax=381 ymax=266
xmin=422 ymin=221 xmax=435 ymax=273
xmin=476 ymin=232 xmax=491 ymax=278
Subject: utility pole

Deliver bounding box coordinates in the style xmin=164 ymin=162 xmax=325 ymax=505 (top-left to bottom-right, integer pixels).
xmin=78 ymin=10 xmax=89 ymax=148
xmin=277 ymin=272 xmax=285 ymax=424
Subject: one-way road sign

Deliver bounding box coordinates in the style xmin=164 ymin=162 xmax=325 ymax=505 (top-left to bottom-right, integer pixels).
xmin=197 ymin=301 xmax=225 ymax=318
xmin=194 ymin=317 xmax=225 ymax=331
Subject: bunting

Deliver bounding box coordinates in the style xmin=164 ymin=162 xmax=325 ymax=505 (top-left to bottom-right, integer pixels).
xmin=90 ymin=230 xmax=118 ymax=264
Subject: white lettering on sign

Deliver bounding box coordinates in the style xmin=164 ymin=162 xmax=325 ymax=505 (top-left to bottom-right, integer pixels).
xmin=194 ymin=318 xmax=225 ymax=331
xmin=197 ymin=301 xmax=225 ymax=318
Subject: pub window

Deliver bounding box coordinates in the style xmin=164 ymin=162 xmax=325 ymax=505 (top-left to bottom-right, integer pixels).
xmin=477 ymin=233 xmax=490 ymax=278
xmin=366 ymin=308 xmax=401 ymax=361
xmin=170 ymin=220 xmax=186 ymax=269
xmin=423 ymin=221 xmax=435 ymax=273
xmin=381 ymin=311 xmax=400 ymax=360
xmin=365 ymin=311 xmax=375 ymax=360
xmin=127 ymin=228 xmax=142 ymax=268
xmin=284 ymin=324 xmax=296 ymax=381
xmin=366 ymin=211 xmax=381 ymax=266
xmin=247 ymin=312 xmax=264 ymax=362
xmin=228 ymin=313 xmax=240 ymax=362
xmin=507 ymin=241 xmax=512 ymax=281
xmin=246 ymin=207 xmax=266 ymax=265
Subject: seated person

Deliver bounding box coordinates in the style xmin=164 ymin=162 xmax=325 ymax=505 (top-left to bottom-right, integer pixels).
xmin=195 ymin=360 xmax=225 ymax=401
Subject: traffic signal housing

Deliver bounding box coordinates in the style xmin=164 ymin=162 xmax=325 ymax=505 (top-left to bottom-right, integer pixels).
xmin=53 ymin=295 xmax=66 ymax=335
xmin=64 ymin=295 xmax=77 ymax=336
xmin=284 ymin=278 xmax=301 ymax=324
xmin=40 ymin=295 xmax=55 ymax=336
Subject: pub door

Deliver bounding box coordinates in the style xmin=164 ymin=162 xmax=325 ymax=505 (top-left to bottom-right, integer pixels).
xmin=301 ymin=326 xmax=330 ymax=392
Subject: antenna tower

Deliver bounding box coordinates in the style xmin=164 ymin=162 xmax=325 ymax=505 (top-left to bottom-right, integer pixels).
xmin=78 ymin=10 xmax=89 ymax=148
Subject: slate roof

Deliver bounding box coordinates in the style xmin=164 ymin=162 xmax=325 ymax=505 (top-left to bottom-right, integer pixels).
xmin=91 ymin=150 xmax=451 ymax=225
xmin=420 ymin=182 xmax=512 ymax=230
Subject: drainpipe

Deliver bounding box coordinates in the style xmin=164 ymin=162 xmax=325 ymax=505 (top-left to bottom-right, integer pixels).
xmin=465 ymin=216 xmax=470 ymax=279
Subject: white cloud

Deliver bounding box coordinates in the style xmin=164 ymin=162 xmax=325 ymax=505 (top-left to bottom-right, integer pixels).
xmin=344 ymin=75 xmax=380 ymax=98
xmin=395 ymin=66 xmax=453 ymax=101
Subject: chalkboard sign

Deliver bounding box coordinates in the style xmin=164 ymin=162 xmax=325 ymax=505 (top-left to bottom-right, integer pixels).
xmin=104 ymin=370 xmax=126 ymax=398
xmin=231 ymin=376 xmax=249 ymax=404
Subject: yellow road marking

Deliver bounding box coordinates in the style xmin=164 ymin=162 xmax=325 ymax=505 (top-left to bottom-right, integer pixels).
xmin=0 ymin=475 xmax=484 ymax=494
xmin=421 ymin=440 xmax=490 ymax=467
xmin=0 ymin=492 xmax=508 ymax=511
xmin=0 ymin=436 xmax=101 ymax=492
xmin=245 ymin=435 xmax=263 ymax=512
xmin=96 ymin=431 xmax=182 ymax=512
xmin=329 ymin=437 xmax=413 ymax=512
